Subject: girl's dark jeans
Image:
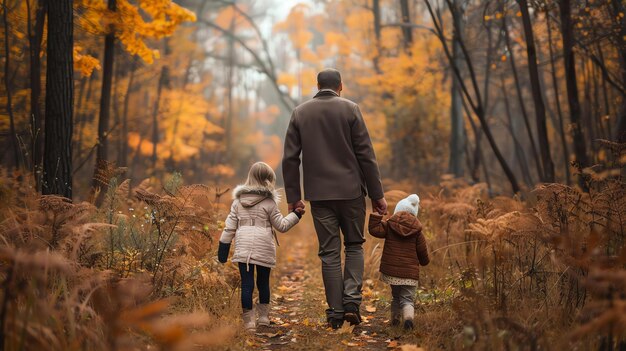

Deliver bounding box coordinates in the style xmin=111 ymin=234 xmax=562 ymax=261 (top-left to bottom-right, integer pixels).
xmin=238 ymin=263 xmax=271 ymax=310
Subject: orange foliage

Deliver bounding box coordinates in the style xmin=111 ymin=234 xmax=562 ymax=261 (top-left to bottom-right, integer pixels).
xmin=78 ymin=0 xmax=196 ymax=65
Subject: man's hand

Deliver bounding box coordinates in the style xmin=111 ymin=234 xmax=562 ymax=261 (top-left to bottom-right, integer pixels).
xmin=372 ymin=197 xmax=387 ymax=215
xmin=288 ymin=200 xmax=306 ymax=213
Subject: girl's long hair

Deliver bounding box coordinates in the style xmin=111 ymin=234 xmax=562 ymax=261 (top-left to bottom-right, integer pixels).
xmin=243 ymin=162 xmax=276 ymax=190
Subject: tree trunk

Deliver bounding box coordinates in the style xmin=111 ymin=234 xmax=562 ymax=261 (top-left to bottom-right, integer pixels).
xmin=502 ymin=74 xmax=534 ymax=186
xmin=462 ymin=98 xmax=492 ymax=193
xmin=546 ymin=10 xmax=571 ymax=185
xmin=27 ymin=0 xmax=46 ymax=188
xmin=448 ymin=0 xmax=465 ymax=177
xmin=517 ymin=0 xmax=554 ymax=182
xmin=43 ymin=0 xmax=73 ymax=198
xmin=118 ymin=57 xmax=137 ymax=168
xmin=559 ymin=0 xmax=589 ymax=187
xmin=610 ymin=0 xmax=626 ymax=142
xmin=399 ymin=0 xmax=413 ymax=51
xmin=92 ymin=0 xmax=116 ymax=202
xmin=152 ymin=62 xmax=169 ymax=174
xmin=426 ymin=0 xmax=520 ymax=193
xmin=502 ymin=11 xmax=543 ymax=181
xmin=3 ymin=0 xmax=20 ymax=170
xmin=372 ymin=0 xmax=382 ymax=72
xmin=225 ymin=9 xmax=236 ymax=157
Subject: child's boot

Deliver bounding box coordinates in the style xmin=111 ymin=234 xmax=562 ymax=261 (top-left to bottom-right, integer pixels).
xmin=257 ymin=303 xmax=270 ymax=326
xmin=402 ymin=304 xmax=414 ymax=330
xmin=391 ymin=301 xmax=401 ymax=326
xmin=242 ymin=308 xmax=256 ymax=331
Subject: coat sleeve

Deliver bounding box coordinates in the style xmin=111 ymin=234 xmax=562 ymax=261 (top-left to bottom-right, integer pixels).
xmin=415 ymin=230 xmax=430 ymax=266
xmin=282 ymin=109 xmax=302 ymax=204
xmin=350 ymin=104 xmax=384 ymax=200
xmin=368 ymin=213 xmax=387 ymax=238
xmin=219 ymin=201 xmax=238 ymax=244
xmin=268 ymin=202 xmax=300 ymax=233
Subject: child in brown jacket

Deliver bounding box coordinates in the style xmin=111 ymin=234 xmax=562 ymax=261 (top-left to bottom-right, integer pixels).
xmin=368 ymin=194 xmax=429 ymax=330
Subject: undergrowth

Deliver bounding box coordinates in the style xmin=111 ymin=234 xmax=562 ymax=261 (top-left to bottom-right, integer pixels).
xmin=0 ymin=141 xmax=624 ymax=350
xmin=0 ymin=171 xmax=238 ymax=350
xmin=365 ymin=142 xmax=626 ymax=350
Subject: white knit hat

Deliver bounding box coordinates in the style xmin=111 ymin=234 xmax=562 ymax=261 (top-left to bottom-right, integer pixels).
xmin=394 ymin=194 xmax=420 ymax=217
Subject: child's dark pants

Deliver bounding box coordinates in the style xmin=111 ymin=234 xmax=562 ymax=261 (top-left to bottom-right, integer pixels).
xmin=238 ymin=263 xmax=271 ymax=310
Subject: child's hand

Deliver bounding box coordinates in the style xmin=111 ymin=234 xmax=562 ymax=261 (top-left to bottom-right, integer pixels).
xmin=217 ymin=242 xmax=230 ymax=263
xmin=294 ymin=207 xmax=306 ymax=218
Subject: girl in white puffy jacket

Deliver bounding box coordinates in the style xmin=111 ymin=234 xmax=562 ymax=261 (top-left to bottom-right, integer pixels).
xmin=218 ymin=162 xmax=304 ymax=331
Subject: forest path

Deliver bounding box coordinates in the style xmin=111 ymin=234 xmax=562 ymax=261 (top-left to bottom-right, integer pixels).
xmin=243 ymin=213 xmax=422 ymax=350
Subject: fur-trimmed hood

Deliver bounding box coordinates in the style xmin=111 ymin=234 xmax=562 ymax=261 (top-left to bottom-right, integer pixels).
xmin=232 ymin=185 xmax=281 ymax=207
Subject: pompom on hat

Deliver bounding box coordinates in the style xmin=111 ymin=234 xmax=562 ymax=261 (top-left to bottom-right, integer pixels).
xmin=393 ymin=194 xmax=420 ymax=217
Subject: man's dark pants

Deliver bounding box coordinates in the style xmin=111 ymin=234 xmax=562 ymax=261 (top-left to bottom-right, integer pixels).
xmin=310 ymin=195 xmax=366 ymax=320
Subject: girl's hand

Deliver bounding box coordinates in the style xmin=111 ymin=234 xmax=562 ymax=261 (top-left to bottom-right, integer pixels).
xmin=294 ymin=207 xmax=306 ymax=218
xmin=217 ymin=241 xmax=231 ymax=263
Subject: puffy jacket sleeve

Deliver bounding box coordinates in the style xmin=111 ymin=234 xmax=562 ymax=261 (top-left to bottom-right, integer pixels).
xmin=368 ymin=213 xmax=387 ymax=238
xmin=268 ymin=202 xmax=300 ymax=233
xmin=415 ymin=230 xmax=430 ymax=266
xmin=219 ymin=201 xmax=239 ymax=244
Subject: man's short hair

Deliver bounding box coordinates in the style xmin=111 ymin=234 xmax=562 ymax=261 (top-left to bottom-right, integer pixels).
xmin=317 ymin=69 xmax=342 ymax=90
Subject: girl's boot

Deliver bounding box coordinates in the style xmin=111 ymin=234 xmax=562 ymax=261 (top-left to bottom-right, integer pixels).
xmin=401 ymin=304 xmax=414 ymax=330
xmin=242 ymin=308 xmax=256 ymax=331
xmin=391 ymin=301 xmax=401 ymax=326
xmin=257 ymin=303 xmax=270 ymax=326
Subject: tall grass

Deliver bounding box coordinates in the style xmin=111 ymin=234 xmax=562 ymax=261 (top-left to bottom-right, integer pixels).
xmin=0 ymin=171 xmax=237 ymax=350
xmin=365 ymin=144 xmax=626 ymax=350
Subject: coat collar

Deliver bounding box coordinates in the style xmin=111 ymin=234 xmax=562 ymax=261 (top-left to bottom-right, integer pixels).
xmin=232 ymin=184 xmax=281 ymax=203
xmin=314 ymin=89 xmax=339 ymax=98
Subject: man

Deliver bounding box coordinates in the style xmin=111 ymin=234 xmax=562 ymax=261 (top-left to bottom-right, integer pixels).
xmin=282 ymin=68 xmax=387 ymax=329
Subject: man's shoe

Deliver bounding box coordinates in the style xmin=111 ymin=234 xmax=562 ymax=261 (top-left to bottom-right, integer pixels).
xmin=343 ymin=303 xmax=362 ymax=326
xmin=328 ymin=317 xmax=343 ymax=330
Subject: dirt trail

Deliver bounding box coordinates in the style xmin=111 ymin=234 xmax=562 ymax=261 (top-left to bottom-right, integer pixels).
xmin=244 ymin=215 xmax=419 ymax=350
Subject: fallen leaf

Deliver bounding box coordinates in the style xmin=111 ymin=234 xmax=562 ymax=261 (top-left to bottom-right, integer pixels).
xmin=387 ymin=340 xmax=399 ymax=348
xmin=365 ymin=305 xmax=377 ymax=313
xmin=341 ymin=340 xmax=361 ymax=347
xmin=338 ymin=321 xmax=355 ymax=334
xmin=400 ymin=345 xmax=426 ymax=351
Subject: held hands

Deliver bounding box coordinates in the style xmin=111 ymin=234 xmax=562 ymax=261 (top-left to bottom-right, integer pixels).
xmin=288 ymin=200 xmax=306 ymax=213
xmin=289 ymin=200 xmax=306 ymax=219
xmin=371 ymin=197 xmax=388 ymax=215
xmin=294 ymin=207 xmax=306 ymax=217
